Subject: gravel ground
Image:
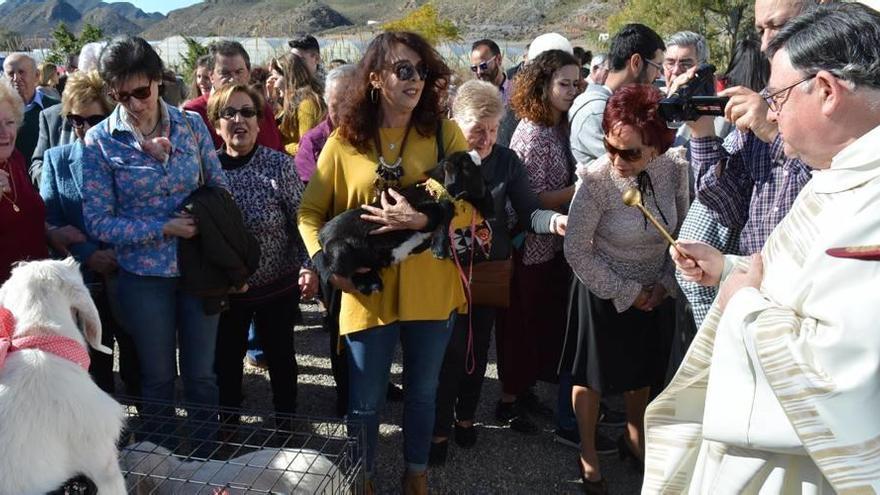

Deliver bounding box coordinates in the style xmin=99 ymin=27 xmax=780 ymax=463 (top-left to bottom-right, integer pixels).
xmin=212 ymin=301 xmax=644 ymax=494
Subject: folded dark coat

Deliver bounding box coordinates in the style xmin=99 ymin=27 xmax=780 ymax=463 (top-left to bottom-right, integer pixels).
xmin=178 ymin=186 xmax=261 ymax=314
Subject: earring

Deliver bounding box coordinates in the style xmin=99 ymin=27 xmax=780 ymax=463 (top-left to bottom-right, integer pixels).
xmin=370 ymin=86 xmax=379 ymax=103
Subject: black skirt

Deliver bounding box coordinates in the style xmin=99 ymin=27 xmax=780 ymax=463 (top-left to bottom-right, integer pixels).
xmin=558 ymin=276 xmax=675 ymax=395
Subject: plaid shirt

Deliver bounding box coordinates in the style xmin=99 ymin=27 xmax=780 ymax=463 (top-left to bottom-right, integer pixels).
xmin=675 ymin=199 xmax=741 ymax=327
xmin=691 ymin=130 xmax=812 ymax=255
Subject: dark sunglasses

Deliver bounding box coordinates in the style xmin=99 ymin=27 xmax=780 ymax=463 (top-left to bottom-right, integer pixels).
xmin=470 ymin=58 xmax=495 ymax=73
xmin=110 ymin=85 xmax=152 ymax=103
xmin=68 ymin=113 xmax=107 ymax=128
xmin=391 ymin=60 xmax=429 ymax=81
xmin=220 ymin=106 xmax=258 ymax=120
xmin=603 ymin=137 xmax=643 ymax=162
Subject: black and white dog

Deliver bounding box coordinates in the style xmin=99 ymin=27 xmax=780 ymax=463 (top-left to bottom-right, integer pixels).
xmin=318 ymin=150 xmax=494 ymax=295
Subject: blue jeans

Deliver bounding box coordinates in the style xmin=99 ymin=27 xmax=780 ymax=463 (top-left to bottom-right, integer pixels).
xmin=117 ymin=271 xmax=219 ymax=408
xmin=346 ymin=315 xmax=454 ymax=475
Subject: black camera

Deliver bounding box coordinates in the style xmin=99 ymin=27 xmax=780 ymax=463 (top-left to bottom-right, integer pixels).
xmin=659 ymin=63 xmax=730 ymax=122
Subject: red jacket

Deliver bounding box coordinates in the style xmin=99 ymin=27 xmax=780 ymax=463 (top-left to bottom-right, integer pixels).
xmin=183 ymin=93 xmax=284 ymax=153
xmin=1 ymin=150 xmax=48 ymax=282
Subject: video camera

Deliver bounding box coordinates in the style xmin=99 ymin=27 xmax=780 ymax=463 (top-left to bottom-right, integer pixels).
xmin=659 ymin=63 xmax=730 ymax=123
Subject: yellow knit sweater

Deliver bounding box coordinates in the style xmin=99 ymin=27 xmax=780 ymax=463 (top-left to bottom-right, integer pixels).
xmin=297 ymin=120 xmax=469 ymax=335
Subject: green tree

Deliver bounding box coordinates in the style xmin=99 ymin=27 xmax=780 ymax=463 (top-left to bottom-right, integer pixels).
xmin=607 ymin=0 xmax=753 ymax=68
xmin=382 ymin=3 xmax=461 ymax=46
xmin=179 ymin=36 xmax=209 ymax=85
xmin=45 ymin=22 xmax=105 ymax=66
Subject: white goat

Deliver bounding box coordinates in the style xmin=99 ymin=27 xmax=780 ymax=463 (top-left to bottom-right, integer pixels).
xmin=122 ymin=441 xmax=344 ymax=494
xmin=0 ymin=258 xmax=126 ymax=494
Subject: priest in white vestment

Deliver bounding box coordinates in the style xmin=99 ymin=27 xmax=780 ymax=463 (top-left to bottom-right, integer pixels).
xmin=644 ymin=4 xmax=880 ymax=493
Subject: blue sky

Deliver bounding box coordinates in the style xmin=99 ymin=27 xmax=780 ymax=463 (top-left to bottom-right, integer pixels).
xmin=109 ymin=0 xmax=201 ymax=15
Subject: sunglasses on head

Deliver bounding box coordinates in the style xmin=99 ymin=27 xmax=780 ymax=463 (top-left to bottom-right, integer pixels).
xmin=68 ymin=113 xmax=107 ymax=128
xmin=110 ymin=85 xmax=152 ymax=103
xmin=219 ymin=106 xmax=258 ymax=120
xmin=470 ymin=58 xmax=495 ymax=73
xmin=391 ymin=60 xmax=429 ymax=81
xmin=603 ymin=137 xmax=644 ymax=162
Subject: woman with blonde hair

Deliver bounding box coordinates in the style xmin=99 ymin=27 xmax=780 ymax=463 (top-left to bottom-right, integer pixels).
xmin=273 ymin=53 xmax=326 ymax=155
xmin=37 ymin=62 xmax=60 ymax=99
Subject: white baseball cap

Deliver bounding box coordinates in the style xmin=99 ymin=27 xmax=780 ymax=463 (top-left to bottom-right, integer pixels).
xmin=528 ymin=33 xmax=573 ymax=60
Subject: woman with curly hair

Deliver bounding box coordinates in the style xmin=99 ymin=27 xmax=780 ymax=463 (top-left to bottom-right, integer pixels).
xmin=272 ymin=53 xmax=326 ymax=156
xmin=297 ymin=31 xmax=470 ymax=493
xmin=560 ymin=84 xmax=688 ymax=492
xmin=494 ymin=48 xmax=580 ymax=433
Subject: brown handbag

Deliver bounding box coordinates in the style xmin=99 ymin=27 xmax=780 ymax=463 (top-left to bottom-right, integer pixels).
xmin=468 ymin=258 xmax=512 ymax=308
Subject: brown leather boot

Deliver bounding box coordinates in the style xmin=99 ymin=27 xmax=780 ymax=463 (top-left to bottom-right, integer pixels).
xmin=401 ymin=470 xmax=428 ymax=495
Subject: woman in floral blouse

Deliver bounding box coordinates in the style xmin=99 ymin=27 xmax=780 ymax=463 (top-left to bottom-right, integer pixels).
xmin=82 ymin=36 xmax=227 ymax=416
xmin=496 ymin=49 xmax=580 ymax=432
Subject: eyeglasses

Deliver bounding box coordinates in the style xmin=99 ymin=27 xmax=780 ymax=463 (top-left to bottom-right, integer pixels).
xmin=67 ymin=113 xmax=107 ymax=128
xmin=470 ymin=57 xmax=496 ymax=73
xmin=390 ymin=60 xmax=429 ymax=81
xmin=603 ymin=137 xmax=644 ymax=162
xmin=644 ymin=58 xmax=664 ymax=72
xmin=110 ymin=85 xmax=152 ymax=103
xmin=762 ymin=74 xmax=817 ymax=113
xmin=219 ymin=106 xmax=258 ymax=120
xmin=662 ymin=59 xmax=695 ymax=71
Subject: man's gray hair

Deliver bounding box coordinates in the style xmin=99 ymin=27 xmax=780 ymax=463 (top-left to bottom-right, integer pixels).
xmin=324 ymin=64 xmax=356 ymax=102
xmin=590 ymin=53 xmax=608 ymax=70
xmin=767 ymin=2 xmax=880 ymax=91
xmin=665 ymin=31 xmax=709 ymax=63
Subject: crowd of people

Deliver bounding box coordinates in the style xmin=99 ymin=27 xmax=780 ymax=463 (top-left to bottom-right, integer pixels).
xmin=1 ymin=0 xmax=879 ymax=493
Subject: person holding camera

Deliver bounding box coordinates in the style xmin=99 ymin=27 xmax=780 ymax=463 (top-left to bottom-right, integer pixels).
xmin=679 ymin=0 xmax=819 ymax=257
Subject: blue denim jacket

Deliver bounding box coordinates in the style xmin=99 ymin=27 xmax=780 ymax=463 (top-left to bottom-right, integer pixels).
xmin=82 ymin=103 xmax=227 ymax=277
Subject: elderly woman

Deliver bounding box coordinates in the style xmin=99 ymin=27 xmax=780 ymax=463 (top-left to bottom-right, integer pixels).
xmin=298 ymin=31 xmax=470 ymax=492
xmin=294 ymin=64 xmax=355 ymax=183
xmin=82 ymin=36 xmax=227 ymax=415
xmin=560 ymin=84 xmax=688 ymax=491
xmin=272 ymin=53 xmax=326 ymax=156
xmin=206 ymin=83 xmax=317 ymax=420
xmin=429 ymin=79 xmax=566 ymax=463
xmin=0 ymin=79 xmax=47 ymax=282
xmin=495 ymin=49 xmax=579 ymax=433
xmin=39 ymin=70 xmax=140 ymax=395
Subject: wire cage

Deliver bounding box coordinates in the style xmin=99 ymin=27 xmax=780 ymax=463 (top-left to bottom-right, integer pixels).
xmin=116 ymin=397 xmax=364 ymax=494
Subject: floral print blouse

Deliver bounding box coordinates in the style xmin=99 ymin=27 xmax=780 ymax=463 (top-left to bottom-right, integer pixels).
xmin=82 ymin=103 xmax=227 ymax=277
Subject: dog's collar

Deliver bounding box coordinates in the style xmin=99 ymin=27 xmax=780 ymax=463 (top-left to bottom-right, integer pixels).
xmin=0 ymin=307 xmax=91 ymax=372
xmin=419 ymin=178 xmax=453 ymax=202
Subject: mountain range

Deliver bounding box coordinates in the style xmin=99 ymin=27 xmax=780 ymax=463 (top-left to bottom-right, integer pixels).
xmin=0 ymin=0 xmax=615 ymax=42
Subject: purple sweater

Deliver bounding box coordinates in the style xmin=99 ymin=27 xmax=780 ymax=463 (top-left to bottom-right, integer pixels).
xmin=294 ymin=118 xmax=332 ymax=182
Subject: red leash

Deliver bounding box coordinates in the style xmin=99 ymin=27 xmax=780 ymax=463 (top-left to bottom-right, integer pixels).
xmin=450 ymin=210 xmax=477 ymax=375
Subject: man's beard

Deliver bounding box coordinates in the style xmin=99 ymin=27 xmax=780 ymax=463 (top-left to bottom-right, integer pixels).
xmin=478 ymin=66 xmax=500 ymax=84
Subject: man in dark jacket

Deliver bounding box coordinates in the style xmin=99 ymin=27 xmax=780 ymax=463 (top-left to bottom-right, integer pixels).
xmin=30 ymin=103 xmax=74 ymax=185
xmin=4 ymin=53 xmax=60 ymax=176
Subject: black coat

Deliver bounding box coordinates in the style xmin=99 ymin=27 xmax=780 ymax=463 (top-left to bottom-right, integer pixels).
xmin=178 ymin=186 xmax=260 ymax=314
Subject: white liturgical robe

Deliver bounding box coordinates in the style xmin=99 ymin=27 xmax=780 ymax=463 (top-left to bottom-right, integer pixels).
xmin=643 ymin=124 xmax=880 ymax=494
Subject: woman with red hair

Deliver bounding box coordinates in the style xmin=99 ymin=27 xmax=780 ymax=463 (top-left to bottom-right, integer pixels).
xmin=559 ymin=83 xmax=689 ymax=492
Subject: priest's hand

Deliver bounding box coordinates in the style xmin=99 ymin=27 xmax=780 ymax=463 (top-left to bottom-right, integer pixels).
xmin=670 ymin=240 xmax=724 ymax=286
xmin=717 ymin=254 xmax=764 ymax=311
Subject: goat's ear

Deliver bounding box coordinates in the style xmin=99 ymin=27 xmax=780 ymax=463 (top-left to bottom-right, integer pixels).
xmin=71 ymin=287 xmax=110 ymax=354
xmin=426 ymin=160 xmax=447 ymax=183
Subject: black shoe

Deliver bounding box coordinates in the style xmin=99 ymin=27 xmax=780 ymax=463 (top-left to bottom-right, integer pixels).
xmin=598 ymin=404 xmax=626 ymax=427
xmin=428 ymin=439 xmax=448 ymax=466
xmin=617 ymin=434 xmax=644 ymax=473
xmin=554 ymin=427 xmax=580 ymax=449
xmin=495 ymin=400 xmax=539 ymax=434
xmin=386 ymin=382 xmax=404 ymax=402
xmin=577 ymin=458 xmax=607 ymax=495
xmin=595 ymin=430 xmax=618 ymax=456
xmin=454 ymin=423 xmax=477 ymax=448
xmin=518 ymin=388 xmax=554 ymax=418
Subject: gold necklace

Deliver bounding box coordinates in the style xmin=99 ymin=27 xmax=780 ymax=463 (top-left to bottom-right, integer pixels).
xmin=1 ymin=162 xmax=19 ymax=213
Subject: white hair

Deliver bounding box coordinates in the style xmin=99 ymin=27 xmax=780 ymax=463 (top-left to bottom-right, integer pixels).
xmin=78 ymin=42 xmax=107 ymax=73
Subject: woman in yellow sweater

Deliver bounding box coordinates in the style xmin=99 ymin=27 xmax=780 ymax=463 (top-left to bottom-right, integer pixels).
xmin=272 ymin=53 xmax=326 ymax=155
xmin=298 ymin=32 xmax=468 ymax=493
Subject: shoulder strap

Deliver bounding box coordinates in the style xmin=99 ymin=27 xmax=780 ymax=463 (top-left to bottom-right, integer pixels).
xmin=436 ymin=121 xmax=445 ymax=162
xmin=180 ymin=111 xmax=206 ymax=187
